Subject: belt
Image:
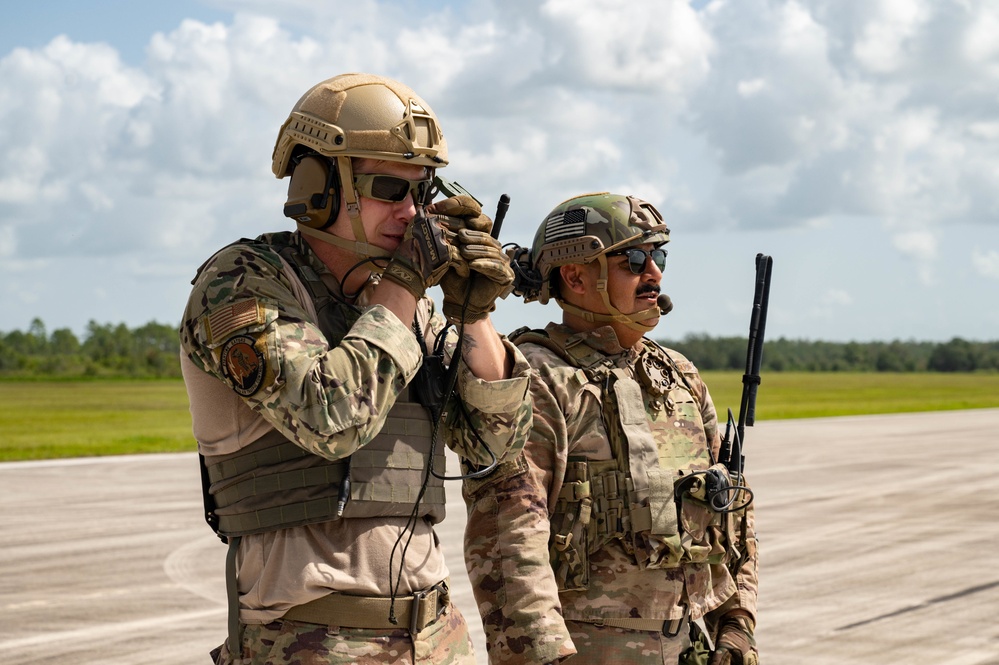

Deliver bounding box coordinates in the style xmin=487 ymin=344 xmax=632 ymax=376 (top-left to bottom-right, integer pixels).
xmin=282 ymin=579 xmax=450 ymax=634
xmin=578 ymin=604 xmax=688 ymax=638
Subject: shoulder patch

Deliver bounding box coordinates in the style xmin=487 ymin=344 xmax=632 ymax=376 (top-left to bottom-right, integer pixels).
xmin=203 ymin=298 xmax=263 ymax=345
xmin=674 ymin=360 xmax=696 ymax=374
xmin=220 ymin=335 xmax=266 ymax=396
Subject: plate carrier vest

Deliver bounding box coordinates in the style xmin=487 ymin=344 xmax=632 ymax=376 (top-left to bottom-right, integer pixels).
xmin=510 ymin=326 xmax=750 ymax=592
xmin=197 ymin=232 xmax=445 ymax=540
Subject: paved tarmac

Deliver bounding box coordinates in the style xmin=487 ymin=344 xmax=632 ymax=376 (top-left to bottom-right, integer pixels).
xmin=1 ymin=409 xmax=997 ymax=665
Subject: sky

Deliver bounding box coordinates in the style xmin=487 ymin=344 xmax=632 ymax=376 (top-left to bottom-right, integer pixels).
xmin=1 ymin=0 xmax=997 ymax=343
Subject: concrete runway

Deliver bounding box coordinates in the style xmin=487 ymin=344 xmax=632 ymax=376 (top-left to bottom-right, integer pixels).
xmin=2 ymin=409 xmax=997 ymax=664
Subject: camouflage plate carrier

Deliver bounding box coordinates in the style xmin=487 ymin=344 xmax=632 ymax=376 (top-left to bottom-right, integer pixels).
xmin=199 ymin=231 xmax=445 ymax=539
xmin=510 ymin=326 xmax=751 ymax=593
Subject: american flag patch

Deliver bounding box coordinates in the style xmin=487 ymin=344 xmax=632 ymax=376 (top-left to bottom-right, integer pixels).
xmin=204 ymin=299 xmax=261 ymax=344
xmin=544 ymin=209 xmax=587 ymax=242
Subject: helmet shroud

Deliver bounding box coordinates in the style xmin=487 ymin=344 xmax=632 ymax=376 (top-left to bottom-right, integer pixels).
xmin=528 ymin=192 xmax=670 ymax=332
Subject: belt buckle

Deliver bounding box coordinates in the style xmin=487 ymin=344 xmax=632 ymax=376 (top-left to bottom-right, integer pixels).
xmin=409 ymin=590 xmax=427 ymax=634
xmin=662 ymin=603 xmax=687 ymax=638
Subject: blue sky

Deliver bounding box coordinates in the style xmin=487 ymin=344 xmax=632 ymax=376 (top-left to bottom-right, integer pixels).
xmin=1 ymin=0 xmax=997 ymax=343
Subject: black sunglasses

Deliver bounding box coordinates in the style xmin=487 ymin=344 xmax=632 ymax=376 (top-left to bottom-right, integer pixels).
xmin=353 ymin=173 xmax=431 ymax=203
xmin=607 ymin=247 xmax=668 ymax=274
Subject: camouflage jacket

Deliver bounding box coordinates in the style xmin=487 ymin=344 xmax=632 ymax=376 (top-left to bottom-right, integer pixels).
xmin=463 ymin=323 xmax=758 ymax=665
xmin=180 ymin=230 xmax=532 ymax=623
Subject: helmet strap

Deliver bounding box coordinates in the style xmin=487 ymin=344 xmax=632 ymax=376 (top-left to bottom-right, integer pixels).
xmin=334 ymin=156 xmax=367 ymax=246
xmin=296 ymin=223 xmax=392 ymax=259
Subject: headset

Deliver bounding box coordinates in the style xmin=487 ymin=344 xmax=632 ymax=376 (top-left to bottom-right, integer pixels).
xmin=282 ymin=153 xmax=342 ymax=230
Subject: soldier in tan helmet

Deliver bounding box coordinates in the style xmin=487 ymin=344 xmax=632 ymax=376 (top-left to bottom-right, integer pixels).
xmin=462 ymin=193 xmax=759 ymax=665
xmin=179 ymin=73 xmax=531 ymax=664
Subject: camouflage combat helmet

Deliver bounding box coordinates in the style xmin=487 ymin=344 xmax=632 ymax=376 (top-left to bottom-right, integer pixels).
xmin=271 ymin=73 xmax=448 ymax=257
xmin=514 ymin=192 xmax=670 ymax=332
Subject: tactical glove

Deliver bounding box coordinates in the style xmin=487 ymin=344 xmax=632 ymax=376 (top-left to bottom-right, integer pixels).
xmin=382 ymin=209 xmax=456 ymax=300
xmin=428 ymin=196 xmax=513 ymax=323
xmin=709 ymin=614 xmax=758 ymax=665
xmin=427 ymin=195 xmax=492 ymax=234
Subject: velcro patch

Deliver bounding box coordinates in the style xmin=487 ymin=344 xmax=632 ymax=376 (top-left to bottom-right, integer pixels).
xmin=674 ymin=360 xmax=695 ymax=374
xmin=203 ymin=299 xmax=262 ymax=345
xmin=219 ymin=335 xmax=266 ymax=396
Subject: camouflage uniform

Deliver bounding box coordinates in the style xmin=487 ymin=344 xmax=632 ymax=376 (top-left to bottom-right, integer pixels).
xmin=463 ymin=323 xmax=758 ymax=665
xmin=180 ymin=229 xmax=531 ymax=664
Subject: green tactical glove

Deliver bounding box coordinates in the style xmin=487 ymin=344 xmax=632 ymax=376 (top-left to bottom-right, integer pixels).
xmin=382 ymin=208 xmax=457 ymax=300
xmin=709 ymin=614 xmax=758 ymax=665
xmin=428 ymin=196 xmax=513 ymax=323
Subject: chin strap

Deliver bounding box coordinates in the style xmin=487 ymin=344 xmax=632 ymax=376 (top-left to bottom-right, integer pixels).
xmin=296 ymin=222 xmax=392 ymax=261
xmin=556 ymin=299 xmax=660 ymax=333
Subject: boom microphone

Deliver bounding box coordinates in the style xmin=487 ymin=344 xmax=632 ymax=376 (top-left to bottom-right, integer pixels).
xmin=657 ymin=293 xmax=674 ymax=316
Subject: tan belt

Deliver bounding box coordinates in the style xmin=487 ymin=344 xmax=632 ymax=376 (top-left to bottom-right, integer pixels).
xmin=576 ymin=606 xmax=687 ymax=637
xmin=282 ymin=579 xmax=450 ymax=634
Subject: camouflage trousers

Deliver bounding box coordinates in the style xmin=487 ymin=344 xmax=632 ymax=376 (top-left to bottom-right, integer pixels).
xmin=211 ymin=604 xmax=476 ymax=665
xmin=564 ymin=618 xmax=692 ymax=664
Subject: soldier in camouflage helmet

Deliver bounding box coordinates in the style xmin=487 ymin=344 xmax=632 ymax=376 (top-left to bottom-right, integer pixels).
xmin=180 ymin=73 xmax=531 ymax=665
xmin=463 ymin=193 xmax=759 ymax=664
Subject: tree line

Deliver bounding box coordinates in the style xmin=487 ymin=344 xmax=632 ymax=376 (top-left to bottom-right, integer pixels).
xmin=1 ymin=319 xmax=997 ymax=378
xmin=0 ymin=318 xmax=181 ymax=378
xmin=662 ymin=334 xmax=999 ymax=373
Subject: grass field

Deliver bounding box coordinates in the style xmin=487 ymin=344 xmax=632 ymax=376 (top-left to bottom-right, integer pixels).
xmin=1 ymin=373 xmax=998 ymax=461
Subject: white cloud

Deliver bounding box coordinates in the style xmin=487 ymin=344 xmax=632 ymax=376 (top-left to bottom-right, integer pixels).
xmin=972 ymin=248 xmax=999 ymax=279
xmin=853 ymin=0 xmax=931 ymax=73
xmin=892 ymin=230 xmax=937 ymax=261
xmin=1 ymin=0 xmax=998 ymax=341
xmin=737 ymin=78 xmax=768 ymax=97
xmin=822 ymin=288 xmax=853 ymax=306
xmin=963 ymin=6 xmax=999 ymax=64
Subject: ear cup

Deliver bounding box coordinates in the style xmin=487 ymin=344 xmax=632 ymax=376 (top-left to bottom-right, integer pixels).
xmin=283 ymin=156 xmax=340 ymax=229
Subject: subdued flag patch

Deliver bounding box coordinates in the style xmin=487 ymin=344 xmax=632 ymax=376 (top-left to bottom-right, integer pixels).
xmin=544 ymin=209 xmax=587 ymax=243
xmin=204 ymin=299 xmax=262 ymax=344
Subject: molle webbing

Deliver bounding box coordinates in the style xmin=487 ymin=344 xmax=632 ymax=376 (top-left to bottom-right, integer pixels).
xmin=206 ymin=431 xmax=347 ymax=537
xmin=516 ymin=328 xmax=725 ymax=578
xmin=344 ymin=400 xmax=446 ymax=519
xmin=205 ymin=409 xmax=446 ymax=537
xmin=202 ymin=234 xmax=444 ymax=538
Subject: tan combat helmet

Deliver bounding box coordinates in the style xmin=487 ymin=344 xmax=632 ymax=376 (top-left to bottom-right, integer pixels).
xmin=521 ymin=192 xmax=670 ymax=332
xmin=272 ymin=73 xmax=448 ymax=257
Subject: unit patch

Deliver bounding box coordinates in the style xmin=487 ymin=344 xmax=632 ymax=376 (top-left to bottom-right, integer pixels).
xmin=220 ymin=335 xmax=266 ymax=396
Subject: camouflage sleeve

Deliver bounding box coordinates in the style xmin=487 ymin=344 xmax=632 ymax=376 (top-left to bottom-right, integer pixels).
xmin=180 ymin=242 xmax=421 ymax=460
xmin=666 ymin=346 xmax=759 ymax=626
xmin=694 ymin=370 xmax=759 ymax=630
xmin=704 ymin=504 xmax=759 ymax=634
xmin=426 ymin=310 xmax=532 ymax=466
xmin=461 ymin=344 xmax=577 ymax=665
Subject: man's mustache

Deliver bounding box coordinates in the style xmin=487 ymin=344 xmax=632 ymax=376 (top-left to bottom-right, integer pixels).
xmin=636 ymin=284 xmax=661 ymax=297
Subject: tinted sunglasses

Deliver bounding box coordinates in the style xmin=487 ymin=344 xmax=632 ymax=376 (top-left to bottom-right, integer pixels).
xmin=353 ymin=173 xmax=431 ymax=203
xmin=607 ymin=247 xmax=668 ymax=274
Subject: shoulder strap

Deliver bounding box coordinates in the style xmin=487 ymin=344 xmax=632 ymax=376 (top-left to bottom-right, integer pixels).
xmin=511 ymin=327 xmax=615 ymax=381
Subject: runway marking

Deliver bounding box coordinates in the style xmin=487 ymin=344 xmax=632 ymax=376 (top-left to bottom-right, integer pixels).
xmin=835 ymin=580 xmax=999 ymax=631
xmin=0 ymin=452 xmax=196 ymax=470
xmin=0 ymin=607 xmax=224 ymax=651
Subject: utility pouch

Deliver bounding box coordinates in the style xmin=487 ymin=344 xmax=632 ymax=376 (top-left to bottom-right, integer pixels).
xmin=549 ymin=459 xmax=592 ymax=591
xmin=679 ymin=620 xmax=712 ymax=665
xmin=410 ymin=354 xmax=449 ymax=423
xmin=675 ymin=464 xmax=734 ymax=564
